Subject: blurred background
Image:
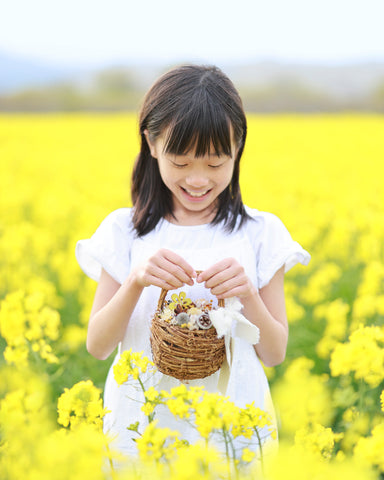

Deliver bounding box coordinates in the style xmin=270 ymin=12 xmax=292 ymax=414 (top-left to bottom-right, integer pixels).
xmin=1 ymin=0 xmax=384 ymax=113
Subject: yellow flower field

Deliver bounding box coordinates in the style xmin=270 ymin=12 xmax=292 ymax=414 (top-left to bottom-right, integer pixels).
xmin=0 ymin=113 xmax=383 ymax=479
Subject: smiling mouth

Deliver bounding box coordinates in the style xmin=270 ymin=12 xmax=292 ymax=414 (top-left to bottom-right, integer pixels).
xmin=182 ymin=188 xmax=211 ymax=198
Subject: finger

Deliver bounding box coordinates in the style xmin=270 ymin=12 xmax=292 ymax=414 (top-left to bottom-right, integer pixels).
xmin=210 ymin=275 xmax=246 ymax=297
xmin=197 ymin=258 xmax=238 ymax=283
xmin=150 ymin=250 xmax=195 ymax=286
xmin=214 ymin=285 xmax=250 ymax=299
xmin=161 ymin=249 xmax=196 ymax=280
xmin=148 ymin=264 xmax=190 ymax=290
xmin=163 ymin=251 xmax=196 ymax=284
xmin=204 ymin=264 xmax=244 ymax=290
xmin=141 ymin=272 xmax=184 ymax=292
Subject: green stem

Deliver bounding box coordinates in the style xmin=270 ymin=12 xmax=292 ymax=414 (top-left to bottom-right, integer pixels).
xmin=137 ymin=376 xmax=146 ymax=394
xmin=222 ymin=428 xmax=232 ymax=477
xmin=105 ymin=442 xmax=117 ymax=480
xmin=137 ymin=375 xmax=155 ymax=423
xmin=226 ymin=433 xmax=239 ymax=480
xmin=358 ymin=379 xmax=366 ymax=412
xmin=254 ymin=427 xmax=265 ymax=474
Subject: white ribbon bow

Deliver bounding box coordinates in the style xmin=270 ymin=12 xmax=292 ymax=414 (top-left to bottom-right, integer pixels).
xmin=209 ymin=297 xmax=260 ymax=393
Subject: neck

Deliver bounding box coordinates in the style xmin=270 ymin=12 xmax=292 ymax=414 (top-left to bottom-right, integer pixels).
xmin=166 ymin=207 xmax=217 ymax=226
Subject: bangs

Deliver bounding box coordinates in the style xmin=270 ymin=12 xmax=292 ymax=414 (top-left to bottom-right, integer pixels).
xmin=162 ymin=100 xmax=234 ymax=158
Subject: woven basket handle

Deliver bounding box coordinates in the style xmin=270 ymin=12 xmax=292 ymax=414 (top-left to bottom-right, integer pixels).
xmin=157 ymin=270 xmax=225 ymax=311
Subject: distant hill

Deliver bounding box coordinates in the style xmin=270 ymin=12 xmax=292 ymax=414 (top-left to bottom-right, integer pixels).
xmin=0 ymin=51 xmax=162 ymax=94
xmin=1 ymin=51 xmax=384 ymax=111
xmin=222 ymin=61 xmax=384 ymax=99
xmin=0 ymin=51 xmax=80 ymax=93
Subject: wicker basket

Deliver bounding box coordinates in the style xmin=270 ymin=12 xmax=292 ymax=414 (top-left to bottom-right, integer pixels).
xmin=150 ymin=280 xmax=226 ymax=381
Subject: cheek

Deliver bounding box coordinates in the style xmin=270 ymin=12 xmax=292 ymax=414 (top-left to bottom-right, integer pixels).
xmin=219 ymin=165 xmax=235 ymax=186
xmin=156 ymin=160 xmax=168 ymax=181
xmin=157 ymin=162 xmax=179 ymax=188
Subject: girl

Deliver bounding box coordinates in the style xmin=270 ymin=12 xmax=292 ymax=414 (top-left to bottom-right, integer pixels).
xmin=76 ymin=64 xmax=310 ymax=457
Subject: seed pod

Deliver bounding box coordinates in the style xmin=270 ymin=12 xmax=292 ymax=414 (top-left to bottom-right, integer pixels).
xmin=174 ymin=304 xmax=183 ymax=314
xmin=196 ymin=313 xmax=212 ymax=330
xmin=175 ymin=312 xmax=190 ymax=325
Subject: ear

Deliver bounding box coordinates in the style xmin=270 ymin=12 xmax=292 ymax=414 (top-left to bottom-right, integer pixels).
xmin=143 ymin=129 xmax=157 ymax=159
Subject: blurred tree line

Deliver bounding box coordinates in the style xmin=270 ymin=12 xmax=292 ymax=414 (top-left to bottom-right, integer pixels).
xmin=0 ymin=69 xmax=144 ymax=112
xmin=1 ymin=67 xmax=384 ymax=112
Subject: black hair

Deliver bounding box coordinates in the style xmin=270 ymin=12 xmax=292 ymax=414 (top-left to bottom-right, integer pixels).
xmin=131 ymin=64 xmax=249 ymax=236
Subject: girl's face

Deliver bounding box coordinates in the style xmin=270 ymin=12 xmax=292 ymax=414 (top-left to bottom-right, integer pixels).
xmin=145 ymin=130 xmax=236 ymax=225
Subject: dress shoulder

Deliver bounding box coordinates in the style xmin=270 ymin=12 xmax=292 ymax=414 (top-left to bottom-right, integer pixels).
xmin=243 ymin=206 xmax=311 ymax=288
xmin=75 ymin=208 xmax=135 ymax=284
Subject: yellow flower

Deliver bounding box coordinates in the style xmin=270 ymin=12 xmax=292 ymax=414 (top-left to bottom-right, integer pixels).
xmin=340 ymin=410 xmax=371 ymax=452
xmin=300 ymin=263 xmax=342 ymax=305
xmin=168 ymin=292 xmax=192 ymax=311
xmin=145 ymin=386 xmax=160 ymax=402
xmin=0 ymin=290 xmax=60 ymax=366
xmin=169 ymin=442 xmax=229 ymax=479
xmin=267 ymin=441 xmax=376 ymax=480
xmin=166 ymin=396 xmax=191 ymax=419
xmin=57 ymin=380 xmax=107 ymax=430
xmin=234 ymin=402 xmax=276 ymax=440
xmin=294 ymin=423 xmax=342 ymax=460
xmin=136 ymin=419 xmax=180 ymax=462
xmin=141 ymin=402 xmax=156 ymax=416
xmin=113 ymin=348 xmax=154 ymax=385
xmin=330 ymin=324 xmax=384 ymax=387
xmin=354 ymin=422 xmax=384 ymax=471
xmin=314 ymin=299 xmax=350 ymax=359
xmin=272 ymin=357 xmax=333 ymax=435
xmin=3 ymin=114 xmax=384 ymax=479
xmin=193 ymin=392 xmax=241 ymax=438
xmin=241 ymin=447 xmax=256 ymax=463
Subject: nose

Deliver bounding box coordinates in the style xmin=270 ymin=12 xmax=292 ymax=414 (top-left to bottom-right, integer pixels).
xmin=185 ymin=169 xmax=209 ymax=189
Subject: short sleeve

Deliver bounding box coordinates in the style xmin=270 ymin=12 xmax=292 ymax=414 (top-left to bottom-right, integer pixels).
xmin=249 ymin=210 xmax=311 ymax=289
xmin=75 ymin=208 xmax=135 ymax=284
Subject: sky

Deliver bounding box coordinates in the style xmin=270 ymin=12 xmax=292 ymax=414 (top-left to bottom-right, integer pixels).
xmin=1 ymin=0 xmax=384 ymax=67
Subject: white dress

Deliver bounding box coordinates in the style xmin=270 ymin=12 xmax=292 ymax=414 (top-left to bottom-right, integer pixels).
xmin=76 ymin=206 xmax=310 ymax=457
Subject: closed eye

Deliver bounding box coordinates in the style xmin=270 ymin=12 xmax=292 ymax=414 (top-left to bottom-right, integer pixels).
xmin=172 ymin=162 xmax=188 ymax=168
xmin=208 ymin=155 xmax=230 ymax=168
xmin=170 ymin=160 xmax=188 ymax=168
xmin=208 ymin=164 xmax=223 ymax=168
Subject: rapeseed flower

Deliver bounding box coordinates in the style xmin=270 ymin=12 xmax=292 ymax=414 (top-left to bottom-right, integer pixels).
xmin=113 ymin=349 xmax=154 ymax=384
xmin=300 ymin=263 xmax=342 ymax=305
xmin=272 ymin=357 xmax=333 ymax=435
xmin=166 ymin=442 xmax=230 ymax=480
xmin=1 ymin=113 xmax=384 ymax=479
xmin=57 ymin=379 xmax=107 ymax=429
xmin=330 ymin=325 xmax=384 ymax=387
xmin=314 ymin=299 xmax=350 ymax=359
xmin=265 ymin=441 xmax=376 ymax=480
xmin=136 ymin=419 xmax=182 ymax=462
xmin=354 ymin=423 xmax=384 ymax=472
xmin=294 ymin=423 xmax=343 ymax=459
xmin=0 ymin=289 xmax=60 ymax=366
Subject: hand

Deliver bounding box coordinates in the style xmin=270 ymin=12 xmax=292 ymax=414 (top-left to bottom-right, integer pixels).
xmin=197 ymin=258 xmax=257 ymax=299
xmin=133 ymin=249 xmax=196 ymax=290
